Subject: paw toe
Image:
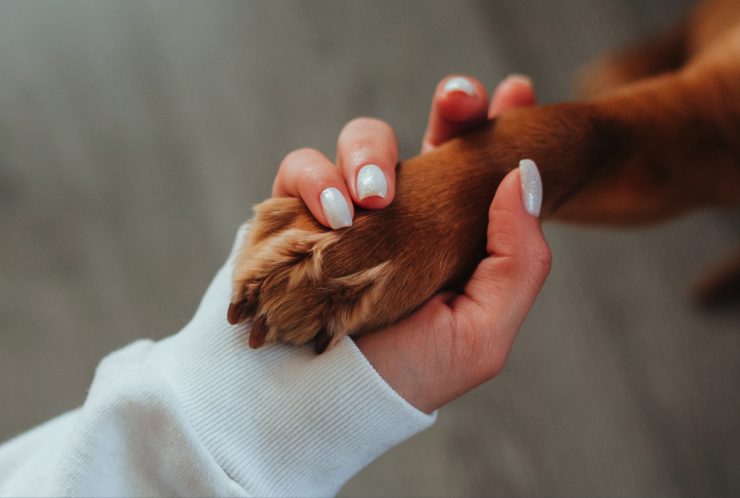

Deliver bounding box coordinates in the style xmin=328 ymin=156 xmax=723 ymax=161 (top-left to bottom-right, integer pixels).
xmin=248 ymin=315 xmax=269 ymax=349
xmin=227 ymin=300 xmax=254 ymax=325
xmin=314 ymin=329 xmax=332 ymax=354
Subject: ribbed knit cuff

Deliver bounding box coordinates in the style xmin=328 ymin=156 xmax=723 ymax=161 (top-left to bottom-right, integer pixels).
xmin=147 ymin=226 xmax=436 ymax=497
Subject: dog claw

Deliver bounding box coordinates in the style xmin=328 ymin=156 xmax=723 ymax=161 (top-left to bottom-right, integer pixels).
xmin=228 ymin=298 xmax=258 ymax=325
xmin=227 ymin=302 xmax=243 ymax=325
xmin=249 ymin=315 xmax=269 ymax=349
xmin=314 ymin=329 xmax=332 ymax=355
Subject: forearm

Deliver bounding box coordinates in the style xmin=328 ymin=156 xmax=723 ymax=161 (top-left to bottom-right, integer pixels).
xmin=0 ymin=228 xmax=435 ymax=498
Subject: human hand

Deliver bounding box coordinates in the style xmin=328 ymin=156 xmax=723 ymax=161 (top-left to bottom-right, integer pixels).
xmin=272 ymin=74 xmax=537 ymax=228
xmin=272 ymin=74 xmax=549 ymax=413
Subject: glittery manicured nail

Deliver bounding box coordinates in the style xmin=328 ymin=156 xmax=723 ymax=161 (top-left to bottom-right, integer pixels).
xmin=519 ymin=159 xmax=543 ymax=217
xmin=320 ymin=187 xmax=353 ymax=229
xmin=443 ymin=76 xmax=476 ymax=97
xmin=356 ymin=164 xmax=388 ymax=200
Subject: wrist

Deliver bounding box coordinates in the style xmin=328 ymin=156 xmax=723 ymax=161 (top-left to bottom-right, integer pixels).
xmin=356 ymin=319 xmax=451 ymax=414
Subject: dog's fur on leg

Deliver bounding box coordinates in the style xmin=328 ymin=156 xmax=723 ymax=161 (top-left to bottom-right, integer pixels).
xmin=229 ymin=0 xmax=740 ymax=351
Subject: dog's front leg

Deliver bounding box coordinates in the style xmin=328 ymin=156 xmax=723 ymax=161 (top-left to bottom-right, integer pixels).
xmin=229 ymin=61 xmax=740 ymax=351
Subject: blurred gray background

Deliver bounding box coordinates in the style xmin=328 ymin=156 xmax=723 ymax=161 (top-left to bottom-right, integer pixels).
xmin=1 ymin=0 xmax=739 ymax=496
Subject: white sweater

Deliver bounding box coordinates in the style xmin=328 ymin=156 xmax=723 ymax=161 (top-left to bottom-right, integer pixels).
xmin=0 ymin=226 xmax=435 ymax=497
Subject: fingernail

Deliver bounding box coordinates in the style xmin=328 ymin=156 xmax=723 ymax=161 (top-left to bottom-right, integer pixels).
xmin=505 ymin=73 xmax=533 ymax=87
xmin=356 ymin=164 xmax=388 ymax=200
xmin=320 ymin=187 xmax=353 ymax=229
xmin=443 ymin=76 xmax=476 ymax=97
xmin=519 ymin=159 xmax=543 ymax=217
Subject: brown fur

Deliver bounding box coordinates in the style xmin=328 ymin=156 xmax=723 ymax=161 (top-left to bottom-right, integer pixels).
xmin=229 ymin=0 xmax=740 ymax=350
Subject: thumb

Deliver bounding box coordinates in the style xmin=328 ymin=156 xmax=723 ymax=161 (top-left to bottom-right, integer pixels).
xmin=453 ymin=159 xmax=551 ymax=366
xmin=488 ymin=158 xmax=546 ymax=259
xmin=355 ymin=160 xmax=551 ymax=411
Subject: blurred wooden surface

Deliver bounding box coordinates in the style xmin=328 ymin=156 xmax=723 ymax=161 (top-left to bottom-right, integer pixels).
xmin=0 ymin=1 xmax=738 ymax=496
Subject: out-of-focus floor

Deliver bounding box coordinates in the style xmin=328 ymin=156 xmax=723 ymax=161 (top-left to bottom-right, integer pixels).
xmin=0 ymin=1 xmax=738 ymax=496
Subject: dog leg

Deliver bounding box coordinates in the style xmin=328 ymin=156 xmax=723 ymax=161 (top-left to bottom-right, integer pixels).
xmin=230 ymin=52 xmax=740 ymax=351
xmin=579 ymin=21 xmax=688 ymax=99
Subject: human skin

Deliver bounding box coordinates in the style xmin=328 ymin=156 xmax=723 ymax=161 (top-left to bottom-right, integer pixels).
xmin=269 ymin=75 xmax=551 ymax=413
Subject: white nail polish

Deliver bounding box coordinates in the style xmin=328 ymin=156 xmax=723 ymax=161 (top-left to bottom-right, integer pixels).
xmin=356 ymin=164 xmax=388 ymax=200
xmin=443 ymin=76 xmax=476 ymax=97
xmin=320 ymin=187 xmax=353 ymax=229
xmin=519 ymin=159 xmax=543 ymax=217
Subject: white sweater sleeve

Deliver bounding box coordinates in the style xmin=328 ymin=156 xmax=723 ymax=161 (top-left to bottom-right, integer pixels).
xmin=0 ymin=225 xmax=435 ymax=497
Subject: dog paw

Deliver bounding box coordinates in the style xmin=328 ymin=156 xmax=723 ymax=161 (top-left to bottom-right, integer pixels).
xmin=228 ymin=197 xmax=398 ymax=353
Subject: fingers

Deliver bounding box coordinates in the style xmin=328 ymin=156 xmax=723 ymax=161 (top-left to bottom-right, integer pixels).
xmin=272 ymin=148 xmax=354 ymax=229
xmin=273 ymin=75 xmax=537 ymax=230
xmin=336 ymin=118 xmax=397 ymax=209
xmin=421 ymin=74 xmax=536 ymax=153
xmin=272 ymin=118 xmax=398 ymax=228
xmin=452 ymin=159 xmax=551 ymax=378
xmin=422 ymin=75 xmax=490 ymax=153
xmin=488 ymin=75 xmax=536 ymax=118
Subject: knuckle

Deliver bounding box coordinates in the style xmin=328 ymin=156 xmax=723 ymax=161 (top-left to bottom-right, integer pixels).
xmin=479 ymin=350 xmax=507 ymax=381
xmin=338 ymin=118 xmax=397 ymax=170
xmin=281 ymin=147 xmax=321 ymax=167
xmin=349 ymin=116 xmax=386 ymax=130
xmin=489 ymin=355 xmax=507 ymax=378
xmin=367 ymin=117 xmax=393 ymax=134
xmin=340 ymin=117 xmax=369 ymax=136
xmin=531 ymin=244 xmax=553 ymax=276
xmin=341 ymin=117 xmax=392 ymax=140
xmin=347 ymin=138 xmax=375 ymax=155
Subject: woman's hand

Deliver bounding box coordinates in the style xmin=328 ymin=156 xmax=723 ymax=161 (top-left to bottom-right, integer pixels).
xmin=272 ymin=74 xmax=536 ymax=227
xmin=272 ymin=74 xmax=549 ymax=413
